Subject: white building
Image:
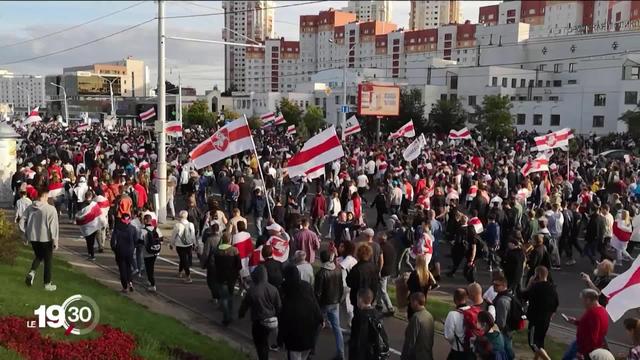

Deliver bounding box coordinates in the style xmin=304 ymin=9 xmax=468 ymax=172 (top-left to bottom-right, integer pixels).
xmin=222 ymin=0 xmax=275 ymax=92
xmin=343 ymin=1 xmax=392 ymax=22
xmin=409 ymin=0 xmax=462 ymax=30
xmin=0 ymin=70 xmax=45 ymax=114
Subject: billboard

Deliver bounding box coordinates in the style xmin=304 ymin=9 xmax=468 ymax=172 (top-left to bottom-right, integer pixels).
xmin=357 ymin=83 xmax=400 ymax=116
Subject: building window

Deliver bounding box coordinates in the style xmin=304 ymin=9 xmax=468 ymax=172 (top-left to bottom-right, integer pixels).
xmin=546 ymin=80 xmax=551 ymax=87
xmin=631 ymin=66 xmax=640 ymax=80
xmin=511 ymin=78 xmax=517 ymax=88
xmin=507 ymin=9 xmax=516 ymax=17
xmin=553 ymin=80 xmax=562 ymax=87
xmin=538 ymin=64 xmax=545 ymax=71
xmin=335 ymin=95 xmax=339 ymax=104
xmin=537 ymin=80 xmax=543 ymax=87
xmin=553 ymin=64 xmax=562 ymax=73
xmin=518 ymin=96 xmax=527 ymax=101
xmin=516 ymin=113 xmax=526 ymax=125
xmin=569 ymin=63 xmax=576 ymax=72
xmin=450 ymin=94 xmax=457 ymax=101
xmin=491 ymin=77 xmax=498 ymax=86
xmin=594 ymin=94 xmax=606 ymax=106
xmin=592 ymin=115 xmax=605 ymax=127
xmin=450 ymin=76 xmax=458 ymax=90
xmin=549 ymin=96 xmax=559 ymax=101
xmin=501 ymin=77 xmax=508 ymax=87
xmin=625 ymin=91 xmax=638 ymax=105
xmin=441 ymin=94 xmax=448 ymax=101
xmin=568 ymin=79 xmax=577 ymax=84
xmin=533 ymin=96 xmax=543 ymax=102
xmin=468 ymin=96 xmax=476 ymax=106
xmin=533 ymin=114 xmax=543 ymax=125
xmin=520 ymin=79 xmax=526 ymax=88
xmin=550 ymin=114 xmax=560 ymax=126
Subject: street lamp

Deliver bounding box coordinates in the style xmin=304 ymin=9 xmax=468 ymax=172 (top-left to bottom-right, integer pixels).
xmin=49 ymin=83 xmax=68 ymax=125
xmin=98 ymin=75 xmax=118 ymax=116
xmin=328 ymin=39 xmax=357 ymax=130
xmin=16 ymin=85 xmax=30 ymax=114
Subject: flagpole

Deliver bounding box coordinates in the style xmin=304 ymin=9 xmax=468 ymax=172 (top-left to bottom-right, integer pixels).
xmin=245 ymin=114 xmax=273 ymax=220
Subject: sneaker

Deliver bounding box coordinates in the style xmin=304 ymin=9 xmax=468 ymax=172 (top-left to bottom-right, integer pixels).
xmin=551 ymin=265 xmax=562 ymax=271
xmin=88 ymin=256 xmax=96 ymax=261
xmin=147 ymin=286 xmax=157 ymax=292
xmin=44 ymin=283 xmax=57 ymax=291
xmin=184 ymin=277 xmax=193 ymax=284
xmin=177 ymin=272 xmax=184 ymax=278
xmin=128 ymin=283 xmax=134 ymax=292
xmin=565 ymin=259 xmax=577 ymax=266
xmin=269 ymin=345 xmax=280 ymax=352
xmin=25 ymin=271 xmax=35 ymax=287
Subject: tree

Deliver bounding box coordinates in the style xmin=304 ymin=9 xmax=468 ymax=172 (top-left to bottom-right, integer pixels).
xmin=475 ymin=95 xmax=514 ymax=142
xmin=396 ymin=88 xmax=426 ymax=133
xmin=302 ymin=105 xmax=325 ymax=134
xmin=184 ymin=99 xmax=216 ymax=127
xmin=427 ymin=98 xmax=467 ymax=133
xmin=620 ymin=109 xmax=640 ymax=138
xmin=277 ymin=98 xmax=302 ymax=126
xmin=247 ymin=115 xmax=262 ymax=130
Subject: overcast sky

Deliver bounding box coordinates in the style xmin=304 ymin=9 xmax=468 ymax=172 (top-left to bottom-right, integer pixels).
xmin=0 ymin=1 xmax=499 ymax=94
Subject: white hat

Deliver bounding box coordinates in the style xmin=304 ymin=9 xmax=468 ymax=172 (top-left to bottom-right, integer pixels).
xmin=266 ymin=223 xmax=282 ymax=232
xmin=362 ymin=228 xmax=375 ymax=237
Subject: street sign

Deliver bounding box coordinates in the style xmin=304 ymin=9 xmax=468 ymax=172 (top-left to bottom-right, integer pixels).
xmin=340 ymin=105 xmax=350 ymax=113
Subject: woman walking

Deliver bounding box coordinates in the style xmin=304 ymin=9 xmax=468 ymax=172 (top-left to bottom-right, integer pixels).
xmin=171 ymin=210 xmax=198 ymax=283
xmin=406 ymin=254 xmax=437 ymax=319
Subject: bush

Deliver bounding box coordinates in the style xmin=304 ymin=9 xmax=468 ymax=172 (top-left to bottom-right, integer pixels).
xmin=0 ymin=211 xmax=19 ymax=265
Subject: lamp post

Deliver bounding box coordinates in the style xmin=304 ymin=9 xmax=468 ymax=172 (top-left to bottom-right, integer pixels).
xmin=328 ymin=39 xmax=357 ymax=131
xmin=157 ymin=0 xmax=167 ymax=223
xmin=49 ymin=83 xmax=68 ymax=125
xmin=98 ymin=75 xmax=118 ymax=116
xmin=16 ymin=85 xmax=30 ymax=114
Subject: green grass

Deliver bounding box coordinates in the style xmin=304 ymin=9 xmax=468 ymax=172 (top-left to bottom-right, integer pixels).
xmin=0 ymin=247 xmax=248 ymax=360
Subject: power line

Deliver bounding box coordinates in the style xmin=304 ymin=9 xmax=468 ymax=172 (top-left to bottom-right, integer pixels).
xmin=0 ymin=18 xmax=155 ymax=66
xmin=0 ymin=2 xmax=145 ymax=50
xmin=163 ymin=1 xmax=324 ymax=19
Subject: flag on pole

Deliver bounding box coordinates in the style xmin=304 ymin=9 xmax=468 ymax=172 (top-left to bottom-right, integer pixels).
xmin=23 ymin=107 xmax=42 ymax=126
xmin=521 ymin=155 xmax=550 ymax=176
xmin=165 ymin=121 xmax=183 ymax=136
xmin=602 ymin=256 xmax=640 ymax=321
xmin=534 ymin=128 xmax=574 ymax=152
xmin=304 ymin=164 xmax=325 ymax=181
xmin=286 ymin=126 xmax=344 ymax=178
xmin=139 ymin=107 xmax=156 ymax=121
xmin=273 ymin=113 xmax=286 ymax=126
xmin=389 ymin=120 xmax=415 ymax=139
xmin=189 ymin=118 xmax=253 ymax=169
xmin=76 ymin=123 xmax=90 ymax=132
xmin=286 ymin=125 xmax=296 ymax=136
xmin=403 ymin=133 xmax=426 ymax=161
xmin=260 ymin=112 xmax=275 ymax=125
xmin=449 ymin=127 xmax=471 ymax=140
xmin=342 ymin=115 xmax=361 ymax=139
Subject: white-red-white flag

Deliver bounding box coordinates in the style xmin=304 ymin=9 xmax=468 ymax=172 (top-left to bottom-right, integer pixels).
xmin=189 ymin=118 xmax=253 ymax=169
xmin=469 ymin=216 xmax=484 ymax=234
xmin=260 ymin=112 xmax=275 ymax=125
xmin=165 ymin=121 xmax=183 ymax=136
xmin=449 ymin=127 xmax=471 ymax=140
xmin=602 ymin=256 xmax=640 ymax=321
xmin=403 ymin=133 xmax=426 ymax=161
xmin=76 ymin=123 xmax=90 ymax=132
xmin=139 ymin=107 xmax=156 ymax=121
xmin=47 ymin=182 xmax=64 ymax=199
xmin=250 ymin=235 xmax=290 ymax=265
xmin=286 ymin=125 xmax=296 ymax=136
xmin=23 ymin=107 xmax=42 ymax=126
xmin=521 ymin=155 xmax=550 ymax=176
xmin=390 ymin=120 xmax=415 ymax=139
xmin=76 ymin=202 xmax=107 ymax=236
xmin=273 ymin=113 xmax=286 ymax=126
xmin=304 ymin=164 xmax=325 ymax=181
xmin=286 ymin=126 xmax=344 ymax=178
xmin=342 ymin=115 xmax=361 ymax=140
xmin=534 ymin=128 xmax=574 ymax=152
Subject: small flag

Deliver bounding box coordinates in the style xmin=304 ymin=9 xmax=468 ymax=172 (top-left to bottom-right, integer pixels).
xmin=260 ymin=112 xmax=275 ymax=125
xmin=342 ymin=115 xmax=361 ymax=139
xmin=139 ymin=107 xmax=156 ymax=121
xmin=403 ymin=134 xmax=426 ymax=161
xmin=286 ymin=125 xmax=296 ymax=136
xmin=165 ymin=121 xmax=183 ymax=136
xmin=521 ymin=155 xmax=550 ymax=176
xmin=23 ymin=107 xmax=42 ymax=126
xmin=390 ymin=120 xmax=415 ymax=139
xmin=274 ymin=113 xmax=286 ymax=126
xmin=286 ymin=127 xmax=344 ymax=178
xmin=76 ymin=123 xmax=90 ymax=132
xmin=449 ymin=127 xmax=471 ymax=140
xmin=534 ymin=128 xmax=574 ymax=152
xmin=189 ymin=118 xmax=253 ymax=169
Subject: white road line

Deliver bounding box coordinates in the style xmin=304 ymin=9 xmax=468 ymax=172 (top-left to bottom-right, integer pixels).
xmin=157 ymin=256 xmax=207 ymax=277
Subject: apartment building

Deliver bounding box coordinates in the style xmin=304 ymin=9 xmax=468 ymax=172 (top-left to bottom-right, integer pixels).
xmin=0 ymin=70 xmax=45 ymax=113
xmin=343 ymin=1 xmax=392 ymax=22
xmin=409 ymin=0 xmax=462 ymax=30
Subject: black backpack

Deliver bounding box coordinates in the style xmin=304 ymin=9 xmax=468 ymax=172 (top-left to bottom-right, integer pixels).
xmin=497 ymin=293 xmax=527 ymax=331
xmin=145 ymin=228 xmax=162 ymax=255
xmin=367 ymin=315 xmax=390 ymax=360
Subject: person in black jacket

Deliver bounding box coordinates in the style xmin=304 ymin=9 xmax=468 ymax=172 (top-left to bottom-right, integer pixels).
xmin=315 ymin=250 xmax=345 ymax=359
xmin=520 ymin=266 xmax=559 ymax=360
xmin=346 ymin=243 xmax=380 ymax=317
xmin=584 ymin=206 xmax=606 ymax=264
xmin=526 ymin=234 xmax=552 ymax=284
xmin=213 ymin=233 xmax=241 ymax=326
xmin=349 ymin=288 xmax=384 ymax=360
xmin=110 ymin=213 xmax=137 ymax=292
xmin=280 ymin=265 xmax=323 ymax=359
xmin=501 ymin=238 xmax=526 ymax=293
xmin=377 ymin=234 xmax=397 ymax=316
xmin=261 ymin=245 xmax=283 ymax=290
xmin=371 ymin=187 xmax=388 ymax=230
xmin=239 ymin=265 xmax=282 ymax=360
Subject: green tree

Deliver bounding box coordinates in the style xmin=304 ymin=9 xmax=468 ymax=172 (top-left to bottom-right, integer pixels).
xmin=222 ymin=109 xmax=241 ymax=121
xmin=277 ymin=98 xmax=302 ymax=126
xmin=396 ymin=88 xmax=426 ymax=133
xmin=183 ymin=99 xmax=216 ymax=127
xmin=620 ymin=109 xmax=640 ymax=138
xmin=427 ymin=98 xmax=467 ymax=133
xmin=247 ymin=115 xmax=262 ymax=130
xmin=475 ymin=95 xmax=514 ymax=142
xmin=302 ymin=105 xmax=325 ymax=134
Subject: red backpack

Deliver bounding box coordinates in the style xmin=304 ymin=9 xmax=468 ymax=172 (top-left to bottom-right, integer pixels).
xmin=456 ymin=306 xmax=484 ymax=352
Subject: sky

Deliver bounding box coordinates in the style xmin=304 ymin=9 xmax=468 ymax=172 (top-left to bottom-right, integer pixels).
xmin=0 ymin=1 xmax=500 ymax=94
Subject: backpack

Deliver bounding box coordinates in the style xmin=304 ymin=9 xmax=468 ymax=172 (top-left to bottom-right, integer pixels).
xmin=367 ymin=315 xmax=390 ymax=360
xmin=497 ymin=293 xmax=527 ymax=331
xmin=145 ymin=228 xmax=162 ymax=255
xmin=456 ymin=306 xmax=485 ymax=352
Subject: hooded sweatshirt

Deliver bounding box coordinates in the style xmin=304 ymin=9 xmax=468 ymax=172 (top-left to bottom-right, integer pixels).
xmin=279 ymin=266 xmax=323 ymax=351
xmin=22 ymin=200 xmax=59 ymax=246
xmin=239 ymin=265 xmax=281 ymax=322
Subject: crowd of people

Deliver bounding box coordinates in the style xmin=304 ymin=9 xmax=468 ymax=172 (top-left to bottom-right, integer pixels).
xmin=12 ymin=118 xmax=640 ymax=360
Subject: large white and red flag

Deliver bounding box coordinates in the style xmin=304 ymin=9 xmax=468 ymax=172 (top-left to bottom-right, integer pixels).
xmin=75 ymin=202 xmax=107 ymax=237
xmin=342 ymin=115 xmax=361 ymax=139
xmin=602 ymin=256 xmax=640 ymax=321
xmin=139 ymin=107 xmax=156 ymax=121
xmin=47 ymin=182 xmax=64 ymax=199
xmin=534 ymin=128 xmax=574 ymax=152
xmin=286 ymin=127 xmax=344 ymax=178
xmin=449 ymin=127 xmax=471 ymax=140
xmin=390 ymin=120 xmax=415 ymax=139
xmin=165 ymin=121 xmax=183 ymax=136
xmin=286 ymin=125 xmax=296 ymax=136
xmin=521 ymin=155 xmax=550 ymax=176
xmin=23 ymin=107 xmax=42 ymax=126
xmin=273 ymin=113 xmax=286 ymax=126
xmin=250 ymin=235 xmax=290 ymax=265
xmin=304 ymin=164 xmax=325 ymax=181
xmin=189 ymin=118 xmax=253 ymax=169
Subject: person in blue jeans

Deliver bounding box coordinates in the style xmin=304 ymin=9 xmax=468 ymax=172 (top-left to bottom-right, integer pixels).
xmin=314 ymin=250 xmax=345 ymax=359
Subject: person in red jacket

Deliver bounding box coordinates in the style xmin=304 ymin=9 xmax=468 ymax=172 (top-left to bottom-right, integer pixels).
xmin=133 ymin=179 xmax=148 ymax=210
xmin=562 ymin=288 xmax=609 ymax=360
xmin=310 ymin=188 xmax=326 ymax=235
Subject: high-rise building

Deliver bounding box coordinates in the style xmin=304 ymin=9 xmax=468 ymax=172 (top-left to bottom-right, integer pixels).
xmin=343 ymin=1 xmax=392 ymax=22
xmin=222 ymin=1 xmax=275 ymax=92
xmin=61 ymin=57 xmax=148 ymax=97
xmin=0 ymin=70 xmax=45 ymax=114
xmin=409 ymin=0 xmax=462 ymax=30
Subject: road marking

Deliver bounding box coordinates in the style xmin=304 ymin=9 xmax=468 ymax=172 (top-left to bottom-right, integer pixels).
xmin=157 ymin=256 xmax=207 ymax=277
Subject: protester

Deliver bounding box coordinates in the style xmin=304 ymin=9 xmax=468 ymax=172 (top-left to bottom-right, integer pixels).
xmin=349 ymin=288 xmax=388 ymax=360
xmin=292 ymin=217 xmax=320 ymax=264
xmin=170 ymin=210 xmax=198 ymax=283
xmin=315 ymin=250 xmax=345 ymax=360
xmin=213 ymin=233 xmax=241 ymax=326
xmin=520 ymin=266 xmax=559 ymax=360
xmin=406 ymin=254 xmax=436 ymax=319
xmin=346 ymin=243 xmax=380 ymax=316
xmin=110 ymin=213 xmax=137 ymax=293
xmin=140 ymin=214 xmax=162 ymax=292
xmin=562 ymin=288 xmax=609 ymax=360
xmin=623 ymin=317 xmax=640 ymax=360
xmin=475 ymin=311 xmax=509 ymax=360
xmin=444 ymin=288 xmax=475 ymax=359
xmin=401 ymin=292 xmax=434 ymax=360
xmin=294 ymin=250 xmax=314 ymax=286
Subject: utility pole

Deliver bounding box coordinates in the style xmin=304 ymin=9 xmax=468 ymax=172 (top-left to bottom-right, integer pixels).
xmin=178 ymin=73 xmax=182 ymax=123
xmin=98 ymin=75 xmax=117 ymax=116
xmin=157 ymin=0 xmax=167 ymax=223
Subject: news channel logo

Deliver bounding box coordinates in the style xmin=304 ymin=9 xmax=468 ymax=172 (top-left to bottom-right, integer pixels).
xmin=26 ymin=294 xmax=100 ymax=336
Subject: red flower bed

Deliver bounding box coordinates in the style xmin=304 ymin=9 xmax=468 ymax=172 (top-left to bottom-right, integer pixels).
xmin=0 ymin=316 xmax=141 ymax=360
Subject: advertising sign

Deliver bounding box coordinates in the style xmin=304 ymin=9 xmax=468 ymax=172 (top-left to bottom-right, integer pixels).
xmin=357 ymin=83 xmax=400 ymax=116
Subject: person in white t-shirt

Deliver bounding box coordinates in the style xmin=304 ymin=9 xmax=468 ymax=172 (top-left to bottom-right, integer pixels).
xmin=356 ymin=172 xmax=369 ymax=204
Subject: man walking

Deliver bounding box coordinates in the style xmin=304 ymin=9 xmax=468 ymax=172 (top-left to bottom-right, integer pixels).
xmin=111 ymin=213 xmax=138 ymax=292
xmin=315 ymin=250 xmax=345 ymax=360
xmin=23 ymin=184 xmax=59 ymax=291
xmin=310 ymin=189 xmax=326 ymax=235
xmin=292 ymin=218 xmax=320 ymax=264
xmin=401 ymin=292 xmax=434 ymax=360
xmin=520 ymin=266 xmax=559 ymax=360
